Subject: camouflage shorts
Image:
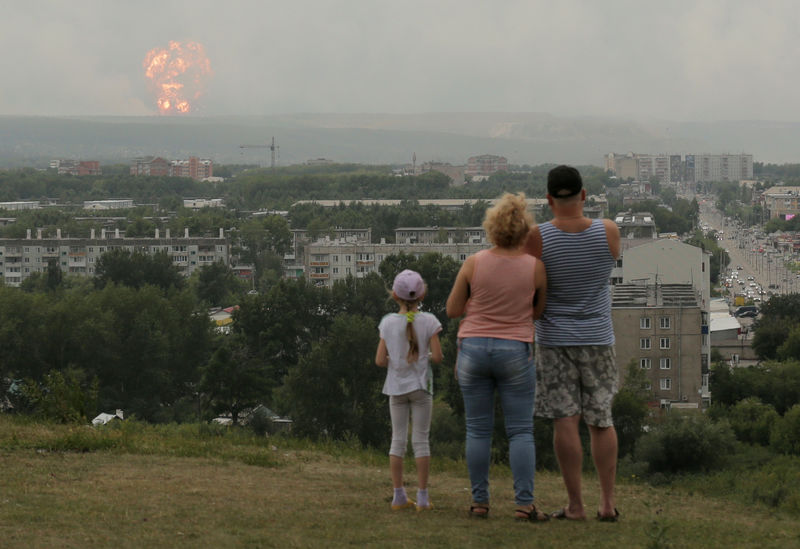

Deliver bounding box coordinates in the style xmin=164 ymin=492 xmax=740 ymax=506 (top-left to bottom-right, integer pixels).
xmin=534 ymin=344 xmax=618 ymax=427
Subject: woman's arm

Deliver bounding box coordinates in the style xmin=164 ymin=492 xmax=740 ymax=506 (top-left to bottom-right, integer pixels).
xmin=375 ymin=338 xmax=388 ymax=367
xmin=428 ymin=332 xmax=443 ymax=364
xmin=446 ymin=255 xmax=475 ymax=318
xmin=533 ymin=258 xmax=547 ymax=320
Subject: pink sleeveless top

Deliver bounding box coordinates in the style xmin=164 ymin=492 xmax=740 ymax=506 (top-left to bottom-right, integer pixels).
xmin=457 ymin=249 xmax=537 ymax=342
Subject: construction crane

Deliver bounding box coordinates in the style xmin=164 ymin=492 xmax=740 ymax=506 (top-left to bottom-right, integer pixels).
xmin=239 ymin=136 xmax=279 ymax=172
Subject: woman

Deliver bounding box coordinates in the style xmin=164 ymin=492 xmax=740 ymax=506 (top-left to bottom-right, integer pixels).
xmin=446 ymin=192 xmax=547 ymax=521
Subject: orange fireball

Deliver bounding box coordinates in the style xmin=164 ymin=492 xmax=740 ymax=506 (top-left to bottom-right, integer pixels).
xmin=143 ymin=41 xmax=212 ymax=115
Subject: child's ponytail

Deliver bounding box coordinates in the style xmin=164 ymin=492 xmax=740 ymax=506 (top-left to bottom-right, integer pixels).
xmin=405 ymin=309 xmax=420 ymax=363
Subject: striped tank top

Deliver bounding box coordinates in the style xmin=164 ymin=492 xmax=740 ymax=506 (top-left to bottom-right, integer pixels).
xmin=535 ymin=218 xmax=615 ymax=346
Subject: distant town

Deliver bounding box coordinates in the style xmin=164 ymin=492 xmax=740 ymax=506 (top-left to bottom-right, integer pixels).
xmin=0 ymin=148 xmax=790 ymax=413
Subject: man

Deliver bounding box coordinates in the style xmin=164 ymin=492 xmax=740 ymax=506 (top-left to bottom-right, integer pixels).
xmin=524 ymin=165 xmax=621 ymax=522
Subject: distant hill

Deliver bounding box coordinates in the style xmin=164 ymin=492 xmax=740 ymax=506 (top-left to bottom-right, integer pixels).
xmin=1 ymin=113 xmax=799 ymax=169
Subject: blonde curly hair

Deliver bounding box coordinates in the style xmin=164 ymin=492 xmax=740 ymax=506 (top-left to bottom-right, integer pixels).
xmin=482 ymin=192 xmax=534 ymax=248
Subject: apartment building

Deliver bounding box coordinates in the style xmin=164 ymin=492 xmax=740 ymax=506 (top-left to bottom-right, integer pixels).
xmin=605 ymin=152 xmax=753 ymax=184
xmin=394 ymin=227 xmax=486 ymax=245
xmin=50 ymin=160 xmax=102 ymax=176
xmin=688 ymin=154 xmax=753 ymax=184
xmin=84 ymin=199 xmax=134 ymax=210
xmin=762 ymin=186 xmax=800 ymax=220
xmin=0 ymin=228 xmax=229 ymax=286
xmin=465 ymin=154 xmax=508 ymax=177
xmin=0 ymin=201 xmax=40 ymax=211
xmin=130 ymin=156 xmax=213 ymax=180
xmin=304 ymin=238 xmax=487 ymax=287
xmin=612 ymin=283 xmax=707 ymax=408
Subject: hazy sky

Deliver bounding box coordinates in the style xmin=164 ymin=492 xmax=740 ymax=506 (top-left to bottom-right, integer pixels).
xmin=1 ymin=1 xmax=797 ymax=121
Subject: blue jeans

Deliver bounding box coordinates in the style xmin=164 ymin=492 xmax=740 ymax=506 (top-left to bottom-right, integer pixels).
xmin=457 ymin=337 xmax=536 ymax=506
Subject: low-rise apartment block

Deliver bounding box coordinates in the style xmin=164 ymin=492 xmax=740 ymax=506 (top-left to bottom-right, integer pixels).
xmin=304 ymin=238 xmax=487 ymax=287
xmin=0 ymin=228 xmax=229 ymax=286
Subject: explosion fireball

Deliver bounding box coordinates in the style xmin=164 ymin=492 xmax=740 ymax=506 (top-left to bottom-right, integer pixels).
xmin=143 ymin=41 xmax=212 ymax=115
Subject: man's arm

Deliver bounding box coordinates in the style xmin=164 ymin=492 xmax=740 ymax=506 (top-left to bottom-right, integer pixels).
xmin=603 ymin=219 xmax=621 ymax=260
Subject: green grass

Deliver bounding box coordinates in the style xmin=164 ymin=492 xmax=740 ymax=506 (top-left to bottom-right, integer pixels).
xmin=1 ymin=415 xmax=799 ymax=548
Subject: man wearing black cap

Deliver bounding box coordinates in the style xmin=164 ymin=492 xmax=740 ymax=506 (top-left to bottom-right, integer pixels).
xmin=524 ymin=165 xmax=621 ymax=522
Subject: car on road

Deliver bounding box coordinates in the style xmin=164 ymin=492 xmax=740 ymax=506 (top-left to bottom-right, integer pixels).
xmin=734 ymin=306 xmax=759 ymax=317
xmin=738 ymin=310 xmax=759 ymax=318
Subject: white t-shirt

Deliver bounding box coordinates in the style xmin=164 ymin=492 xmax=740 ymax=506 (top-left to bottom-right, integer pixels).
xmin=378 ymin=312 xmax=442 ymax=396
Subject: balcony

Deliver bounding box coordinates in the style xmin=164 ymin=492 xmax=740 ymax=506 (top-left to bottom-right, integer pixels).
xmin=310 ymin=261 xmax=329 ymax=267
xmin=309 ymin=272 xmax=329 ymax=279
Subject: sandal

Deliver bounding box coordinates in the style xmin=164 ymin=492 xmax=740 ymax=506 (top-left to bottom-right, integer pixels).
xmin=468 ymin=502 xmax=489 ymax=519
xmin=550 ymin=507 xmax=586 ymax=521
xmin=596 ymin=508 xmax=620 ymax=522
xmin=515 ymin=504 xmax=550 ymax=522
xmin=391 ymin=500 xmax=415 ymax=511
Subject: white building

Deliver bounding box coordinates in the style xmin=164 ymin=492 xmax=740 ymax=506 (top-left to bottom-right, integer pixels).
xmin=0 ymin=228 xmax=229 ymax=286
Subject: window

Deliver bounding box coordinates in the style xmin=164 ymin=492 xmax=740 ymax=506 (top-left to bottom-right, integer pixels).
xmin=640 ymin=317 xmax=651 ymax=329
xmin=640 ymin=338 xmax=651 ymax=350
xmin=660 ymin=357 xmax=671 ymax=370
xmin=639 ymin=358 xmax=651 ymax=369
xmin=332 ymin=267 xmax=339 ymax=274
xmin=659 ymin=337 xmax=671 ymax=349
xmin=643 ymin=381 xmax=652 ymax=391
xmin=345 ymin=255 xmax=351 ymax=262
xmin=660 ymin=317 xmax=671 ymax=329
xmin=333 ymin=255 xmax=339 ymax=262
xmin=660 ymin=378 xmax=672 ymax=390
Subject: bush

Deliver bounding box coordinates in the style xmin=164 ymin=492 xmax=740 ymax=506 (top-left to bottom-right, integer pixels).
xmin=770 ymin=404 xmax=800 ymax=455
xmin=728 ymin=397 xmax=779 ymax=446
xmin=635 ymin=413 xmax=736 ymax=473
xmin=429 ymin=400 xmax=464 ymax=460
xmin=19 ymin=368 xmax=99 ymax=423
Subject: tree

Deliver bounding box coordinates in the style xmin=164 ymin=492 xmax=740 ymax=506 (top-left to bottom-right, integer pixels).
xmin=727 ymin=397 xmax=779 ymax=446
xmin=199 ymin=335 xmax=271 ymax=425
xmin=194 ymin=261 xmax=243 ymax=307
xmin=94 ymin=249 xmax=184 ymax=292
xmin=277 ymin=313 xmax=389 ymax=446
xmin=752 ymin=317 xmax=793 ymax=360
xmin=234 ymin=216 xmax=292 ymax=285
xmin=232 ymin=278 xmax=330 ymax=397
xmin=770 ymin=404 xmax=800 ymax=455
xmin=612 ymin=360 xmax=652 ymax=458
xmin=329 ymin=272 xmax=392 ymax=322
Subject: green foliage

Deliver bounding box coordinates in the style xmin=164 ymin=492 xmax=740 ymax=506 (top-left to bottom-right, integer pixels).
xmin=199 ymin=335 xmax=270 ymax=425
xmin=727 ymin=397 xmax=780 ymax=446
xmin=635 ymin=413 xmax=736 ymax=473
xmin=232 ymin=278 xmax=331 ymax=396
xmin=751 ymin=317 xmax=791 ymax=360
xmin=710 ymin=361 xmax=800 ymax=415
xmin=94 ymin=249 xmax=184 ymax=292
xmin=613 ymin=361 xmax=652 ymax=458
xmin=278 ymin=313 xmax=389 ymax=447
xmin=329 ymin=272 xmax=393 ymax=321
xmin=429 ymin=400 xmax=465 ymax=460
xmin=194 ymin=261 xmax=244 ymax=307
xmin=770 ymin=405 xmax=800 ymax=455
xmin=19 ymin=368 xmax=99 ymax=423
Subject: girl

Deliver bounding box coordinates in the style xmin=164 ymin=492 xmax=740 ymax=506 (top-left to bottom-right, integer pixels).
xmin=375 ymin=269 xmax=443 ymax=511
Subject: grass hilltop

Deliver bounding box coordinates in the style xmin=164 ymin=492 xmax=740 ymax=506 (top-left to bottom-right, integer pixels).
xmin=1 ymin=416 xmax=798 ymax=549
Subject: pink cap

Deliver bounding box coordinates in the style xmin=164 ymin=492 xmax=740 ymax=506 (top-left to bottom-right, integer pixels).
xmin=392 ymin=269 xmax=425 ymax=300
